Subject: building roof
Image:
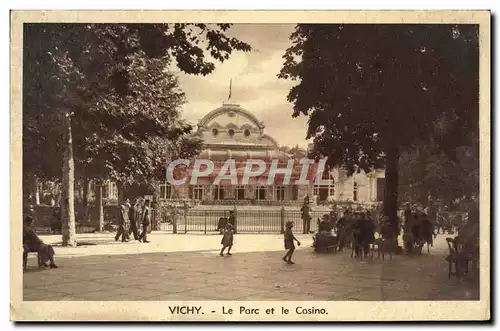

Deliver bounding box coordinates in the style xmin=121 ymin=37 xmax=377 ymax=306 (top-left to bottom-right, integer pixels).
xmin=196 ymin=103 xmax=279 ymax=149
xmin=198 ymin=149 xmax=291 ymax=161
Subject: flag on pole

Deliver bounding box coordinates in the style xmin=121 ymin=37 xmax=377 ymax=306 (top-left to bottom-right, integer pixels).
xmin=228 ymin=78 xmax=232 ymax=100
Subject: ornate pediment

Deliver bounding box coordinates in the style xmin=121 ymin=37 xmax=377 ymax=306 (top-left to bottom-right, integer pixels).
xmin=196 ymin=103 xmax=279 ymax=149
xmin=198 ymin=104 xmax=265 ymax=130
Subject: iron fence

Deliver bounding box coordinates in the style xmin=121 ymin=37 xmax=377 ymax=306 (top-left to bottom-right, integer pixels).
xmin=151 ymin=207 xmax=327 ymax=234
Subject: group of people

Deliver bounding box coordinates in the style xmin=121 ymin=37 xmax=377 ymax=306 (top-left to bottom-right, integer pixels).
xmin=402 ymin=204 xmax=437 ymax=253
xmin=114 ymin=198 xmax=151 ymax=243
xmin=312 ymin=200 xmax=479 ymax=257
xmin=334 ymin=209 xmax=391 ymax=257
xmin=310 ymin=204 xmax=431 ymax=257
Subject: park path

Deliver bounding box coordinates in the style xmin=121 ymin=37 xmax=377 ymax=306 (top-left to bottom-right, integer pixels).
xmin=23 ymin=233 xmax=479 ymax=301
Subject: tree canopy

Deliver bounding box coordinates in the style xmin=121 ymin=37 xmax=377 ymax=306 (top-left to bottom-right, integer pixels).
xmin=23 ymin=23 xmax=251 ymax=185
xmin=279 ymin=24 xmax=478 ymax=171
xmin=399 ymin=131 xmax=479 ymax=208
xmin=279 ymin=24 xmax=479 ymax=225
xmin=278 ymin=144 xmax=308 ymax=159
xmin=23 ymin=23 xmax=251 ymax=245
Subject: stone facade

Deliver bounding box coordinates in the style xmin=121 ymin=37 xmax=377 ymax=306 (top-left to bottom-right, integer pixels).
xmin=158 ymin=103 xmax=385 ymax=205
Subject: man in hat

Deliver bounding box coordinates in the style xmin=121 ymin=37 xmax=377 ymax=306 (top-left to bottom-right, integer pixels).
xmin=128 ymin=198 xmax=140 ymax=241
xmin=115 ymin=199 xmax=130 ymax=242
xmin=23 ymin=216 xmax=58 ymax=270
xmin=139 ymin=200 xmax=151 ymax=243
xmin=300 ymin=201 xmax=312 ymax=234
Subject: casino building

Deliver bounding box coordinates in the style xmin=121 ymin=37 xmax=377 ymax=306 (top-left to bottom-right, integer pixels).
xmin=157 ymin=103 xmax=385 ymax=205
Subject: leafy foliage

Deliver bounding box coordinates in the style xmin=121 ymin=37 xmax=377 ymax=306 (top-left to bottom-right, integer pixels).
xmin=278 ymin=24 xmax=478 ymax=174
xmin=277 ymin=144 xmax=308 ymax=159
xmin=23 ymin=23 xmax=250 ymax=185
xmin=399 ymin=132 xmax=479 ymax=207
xmin=278 ymin=24 xmax=479 ymax=224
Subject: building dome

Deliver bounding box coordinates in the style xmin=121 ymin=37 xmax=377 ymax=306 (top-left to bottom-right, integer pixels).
xmin=196 ymin=103 xmax=279 ymax=149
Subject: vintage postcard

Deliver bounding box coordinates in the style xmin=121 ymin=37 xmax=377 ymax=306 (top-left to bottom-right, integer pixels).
xmin=11 ymin=10 xmax=490 ymax=321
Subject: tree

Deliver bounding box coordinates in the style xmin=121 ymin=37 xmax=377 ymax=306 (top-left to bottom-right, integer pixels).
xmin=23 ymin=23 xmax=251 ymax=245
xmin=399 ymin=130 xmax=479 ymax=208
xmin=278 ymin=144 xmax=308 ymax=158
xmin=278 ymin=24 xmax=478 ymax=231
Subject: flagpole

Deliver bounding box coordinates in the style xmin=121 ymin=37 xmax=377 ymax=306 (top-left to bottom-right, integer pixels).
xmin=228 ymin=78 xmax=232 ymax=101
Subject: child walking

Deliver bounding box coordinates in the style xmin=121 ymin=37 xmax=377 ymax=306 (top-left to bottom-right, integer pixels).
xmin=220 ymin=223 xmax=234 ymax=256
xmin=283 ymin=221 xmax=301 ymax=264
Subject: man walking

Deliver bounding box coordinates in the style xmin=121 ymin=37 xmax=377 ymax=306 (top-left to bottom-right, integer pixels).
xmin=115 ymin=199 xmax=130 ymax=242
xmin=128 ymin=198 xmax=139 ymax=241
xmin=139 ymin=200 xmax=151 ymax=243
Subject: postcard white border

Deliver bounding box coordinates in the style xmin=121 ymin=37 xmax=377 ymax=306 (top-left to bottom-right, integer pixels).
xmin=10 ymin=10 xmax=491 ymax=321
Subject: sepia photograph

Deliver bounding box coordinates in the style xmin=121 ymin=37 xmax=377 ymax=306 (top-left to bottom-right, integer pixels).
xmin=10 ymin=10 xmax=490 ymax=321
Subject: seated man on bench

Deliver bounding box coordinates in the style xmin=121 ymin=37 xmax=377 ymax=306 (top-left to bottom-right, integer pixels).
xmin=23 ymin=216 xmax=58 ymax=270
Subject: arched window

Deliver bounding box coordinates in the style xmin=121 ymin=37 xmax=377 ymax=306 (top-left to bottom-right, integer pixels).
xmin=353 ymin=182 xmax=358 ymax=202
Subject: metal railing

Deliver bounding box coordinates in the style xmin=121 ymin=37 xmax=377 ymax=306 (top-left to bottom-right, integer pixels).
xmin=151 ymin=207 xmax=327 ymax=234
xmin=199 ymin=199 xmax=304 ymax=207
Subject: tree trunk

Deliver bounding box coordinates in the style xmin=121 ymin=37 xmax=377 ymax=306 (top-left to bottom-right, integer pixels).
xmin=33 ymin=176 xmax=40 ymax=205
xmin=61 ymin=112 xmax=77 ymax=247
xmin=83 ymin=178 xmax=91 ymax=223
xmin=96 ymin=183 xmax=104 ymax=232
xmin=383 ymin=146 xmax=400 ymax=236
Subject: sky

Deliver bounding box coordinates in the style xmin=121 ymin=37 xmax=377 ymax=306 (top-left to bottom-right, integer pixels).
xmin=174 ymin=24 xmax=311 ymax=148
